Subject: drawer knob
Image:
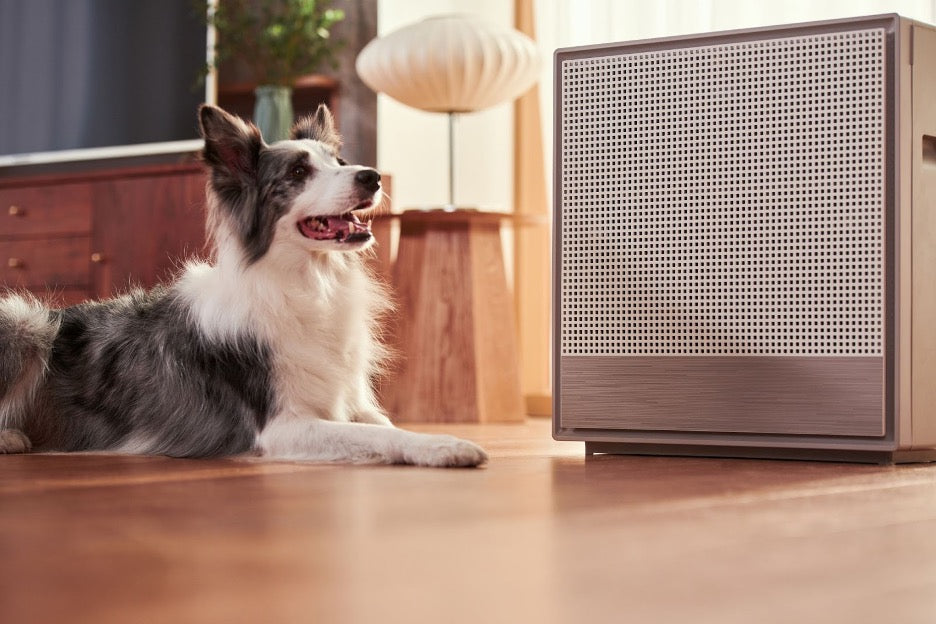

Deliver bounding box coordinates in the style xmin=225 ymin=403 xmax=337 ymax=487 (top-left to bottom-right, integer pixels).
xmin=8 ymin=205 xmax=24 ymax=217
xmin=90 ymin=253 xmax=104 ymax=264
xmin=7 ymin=257 xmax=24 ymax=269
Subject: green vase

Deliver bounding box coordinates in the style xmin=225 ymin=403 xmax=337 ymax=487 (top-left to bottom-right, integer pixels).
xmin=254 ymin=85 xmax=294 ymax=143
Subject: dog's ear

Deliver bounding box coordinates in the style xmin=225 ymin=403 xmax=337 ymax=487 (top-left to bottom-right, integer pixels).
xmin=290 ymin=104 xmax=342 ymax=149
xmin=199 ymin=105 xmax=263 ymax=181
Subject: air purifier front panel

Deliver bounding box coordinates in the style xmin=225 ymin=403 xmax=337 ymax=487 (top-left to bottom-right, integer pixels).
xmin=560 ymin=28 xmax=887 ymax=359
xmin=554 ymin=14 xmax=936 ymax=460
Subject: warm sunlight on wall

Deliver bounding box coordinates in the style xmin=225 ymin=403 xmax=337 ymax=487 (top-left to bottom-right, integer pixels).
xmin=534 ymin=0 xmax=936 ymax=207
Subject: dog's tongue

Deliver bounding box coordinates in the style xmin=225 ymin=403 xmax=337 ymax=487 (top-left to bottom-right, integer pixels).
xmin=299 ymin=214 xmax=372 ymax=241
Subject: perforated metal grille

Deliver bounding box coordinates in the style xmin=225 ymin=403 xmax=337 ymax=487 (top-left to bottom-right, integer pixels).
xmin=559 ymin=28 xmax=886 ymax=356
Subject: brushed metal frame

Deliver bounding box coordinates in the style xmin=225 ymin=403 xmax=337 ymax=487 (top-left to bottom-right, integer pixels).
xmin=553 ymin=14 xmax=936 ymax=463
xmin=561 ymin=357 xmax=884 ymax=437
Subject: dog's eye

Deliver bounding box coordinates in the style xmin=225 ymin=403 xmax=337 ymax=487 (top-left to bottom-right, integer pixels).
xmin=290 ymin=164 xmax=308 ymax=179
xmin=336 ymin=157 xmax=347 ymax=166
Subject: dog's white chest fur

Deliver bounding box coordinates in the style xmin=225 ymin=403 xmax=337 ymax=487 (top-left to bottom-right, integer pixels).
xmin=176 ymin=249 xmax=385 ymax=425
xmin=262 ymin=258 xmax=382 ymax=422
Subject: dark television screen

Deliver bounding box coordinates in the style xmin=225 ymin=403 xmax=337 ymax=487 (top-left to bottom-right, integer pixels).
xmin=0 ymin=0 xmax=208 ymax=159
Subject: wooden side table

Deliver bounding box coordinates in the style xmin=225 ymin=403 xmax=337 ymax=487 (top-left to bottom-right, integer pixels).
xmin=379 ymin=209 xmax=525 ymax=423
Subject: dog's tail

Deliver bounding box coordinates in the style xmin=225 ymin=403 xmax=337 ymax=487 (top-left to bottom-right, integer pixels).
xmin=0 ymin=293 xmax=59 ymax=430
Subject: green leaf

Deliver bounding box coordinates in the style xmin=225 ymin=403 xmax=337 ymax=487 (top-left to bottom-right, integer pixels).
xmin=200 ymin=0 xmax=347 ymax=85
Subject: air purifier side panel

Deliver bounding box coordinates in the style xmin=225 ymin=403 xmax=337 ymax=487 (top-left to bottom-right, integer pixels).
xmin=897 ymin=18 xmax=914 ymax=449
xmin=560 ymin=356 xmax=884 ymax=436
xmin=911 ymin=24 xmax=936 ymax=448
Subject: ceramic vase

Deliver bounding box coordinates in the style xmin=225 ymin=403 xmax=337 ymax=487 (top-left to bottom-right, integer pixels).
xmin=253 ymin=85 xmax=293 ymax=142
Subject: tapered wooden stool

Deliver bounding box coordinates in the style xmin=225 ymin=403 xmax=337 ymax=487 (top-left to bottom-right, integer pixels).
xmin=380 ymin=209 xmax=524 ymax=423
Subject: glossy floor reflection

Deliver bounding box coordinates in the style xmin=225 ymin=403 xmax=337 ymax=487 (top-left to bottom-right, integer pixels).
xmin=2 ymin=418 xmax=935 ymax=623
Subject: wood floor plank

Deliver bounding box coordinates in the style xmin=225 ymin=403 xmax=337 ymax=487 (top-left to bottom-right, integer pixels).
xmin=1 ymin=418 xmax=935 ymax=624
xmin=0 ymin=455 xmax=320 ymax=495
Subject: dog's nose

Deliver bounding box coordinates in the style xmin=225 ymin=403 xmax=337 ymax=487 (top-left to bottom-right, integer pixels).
xmin=355 ymin=169 xmax=381 ymax=192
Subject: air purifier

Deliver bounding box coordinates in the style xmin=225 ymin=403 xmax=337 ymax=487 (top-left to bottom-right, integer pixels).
xmin=553 ymin=14 xmax=936 ymax=462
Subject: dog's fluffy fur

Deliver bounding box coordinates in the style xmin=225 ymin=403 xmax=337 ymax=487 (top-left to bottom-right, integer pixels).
xmin=0 ymin=105 xmax=487 ymax=467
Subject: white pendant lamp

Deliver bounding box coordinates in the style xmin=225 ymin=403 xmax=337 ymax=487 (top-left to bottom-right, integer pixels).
xmin=356 ymin=14 xmax=540 ymax=208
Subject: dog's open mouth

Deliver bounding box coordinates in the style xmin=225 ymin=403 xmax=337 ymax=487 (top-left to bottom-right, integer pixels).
xmin=297 ymin=210 xmax=373 ymax=243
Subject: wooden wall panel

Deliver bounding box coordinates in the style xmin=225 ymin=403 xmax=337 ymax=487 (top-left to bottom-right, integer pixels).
xmin=513 ymin=0 xmax=552 ymax=415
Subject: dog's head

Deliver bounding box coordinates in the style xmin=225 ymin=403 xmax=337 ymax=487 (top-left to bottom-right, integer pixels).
xmin=199 ymin=104 xmax=382 ymax=265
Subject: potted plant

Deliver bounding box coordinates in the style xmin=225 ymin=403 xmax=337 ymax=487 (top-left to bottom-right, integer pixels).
xmin=205 ymin=0 xmax=345 ymax=141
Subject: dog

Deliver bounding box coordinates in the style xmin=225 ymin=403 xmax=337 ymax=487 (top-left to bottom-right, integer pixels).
xmin=0 ymin=104 xmax=487 ymax=467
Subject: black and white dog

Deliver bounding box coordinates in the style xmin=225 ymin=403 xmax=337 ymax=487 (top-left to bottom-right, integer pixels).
xmin=0 ymin=104 xmax=487 ymax=467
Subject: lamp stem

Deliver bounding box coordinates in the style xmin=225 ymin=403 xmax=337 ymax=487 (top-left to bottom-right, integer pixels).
xmin=447 ymin=111 xmax=455 ymax=210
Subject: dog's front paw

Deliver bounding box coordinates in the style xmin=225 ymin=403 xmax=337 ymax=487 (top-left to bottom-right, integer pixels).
xmin=404 ymin=434 xmax=488 ymax=468
xmin=0 ymin=429 xmax=32 ymax=454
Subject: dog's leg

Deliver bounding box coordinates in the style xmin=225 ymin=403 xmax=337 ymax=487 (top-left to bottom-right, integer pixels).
xmin=258 ymin=415 xmax=487 ymax=467
xmin=0 ymin=429 xmax=32 ymax=454
xmin=346 ymin=376 xmax=394 ymax=426
xmin=349 ymin=410 xmax=394 ymax=426
xmin=344 ymin=381 xmax=395 ymax=425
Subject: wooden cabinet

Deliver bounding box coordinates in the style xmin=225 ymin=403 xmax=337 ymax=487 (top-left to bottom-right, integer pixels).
xmin=0 ymin=162 xmax=206 ymax=306
xmin=0 ymin=183 xmax=93 ymax=303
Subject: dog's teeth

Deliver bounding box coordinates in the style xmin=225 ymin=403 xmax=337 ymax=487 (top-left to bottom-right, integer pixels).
xmin=348 ymin=222 xmax=357 ymax=234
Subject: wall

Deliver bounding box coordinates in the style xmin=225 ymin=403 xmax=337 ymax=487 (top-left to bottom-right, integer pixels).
xmin=375 ymin=0 xmax=515 ymax=212
xmin=535 ymin=0 xmax=936 ymax=206
xmin=332 ymin=0 xmax=379 ymax=168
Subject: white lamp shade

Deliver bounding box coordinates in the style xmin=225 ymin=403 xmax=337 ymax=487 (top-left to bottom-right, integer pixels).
xmin=355 ymin=14 xmax=541 ymax=113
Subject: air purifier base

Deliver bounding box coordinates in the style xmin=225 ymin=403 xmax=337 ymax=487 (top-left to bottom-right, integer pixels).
xmin=584 ymin=441 xmax=936 ymax=465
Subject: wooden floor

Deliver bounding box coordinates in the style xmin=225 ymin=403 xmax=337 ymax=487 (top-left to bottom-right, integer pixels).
xmin=2 ymin=418 xmax=936 ymax=624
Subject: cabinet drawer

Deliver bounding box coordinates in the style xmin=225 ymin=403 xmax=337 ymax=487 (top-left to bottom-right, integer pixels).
xmin=28 ymin=287 xmax=91 ymax=307
xmin=0 ymin=184 xmax=93 ymax=238
xmin=0 ymin=237 xmax=91 ymax=288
